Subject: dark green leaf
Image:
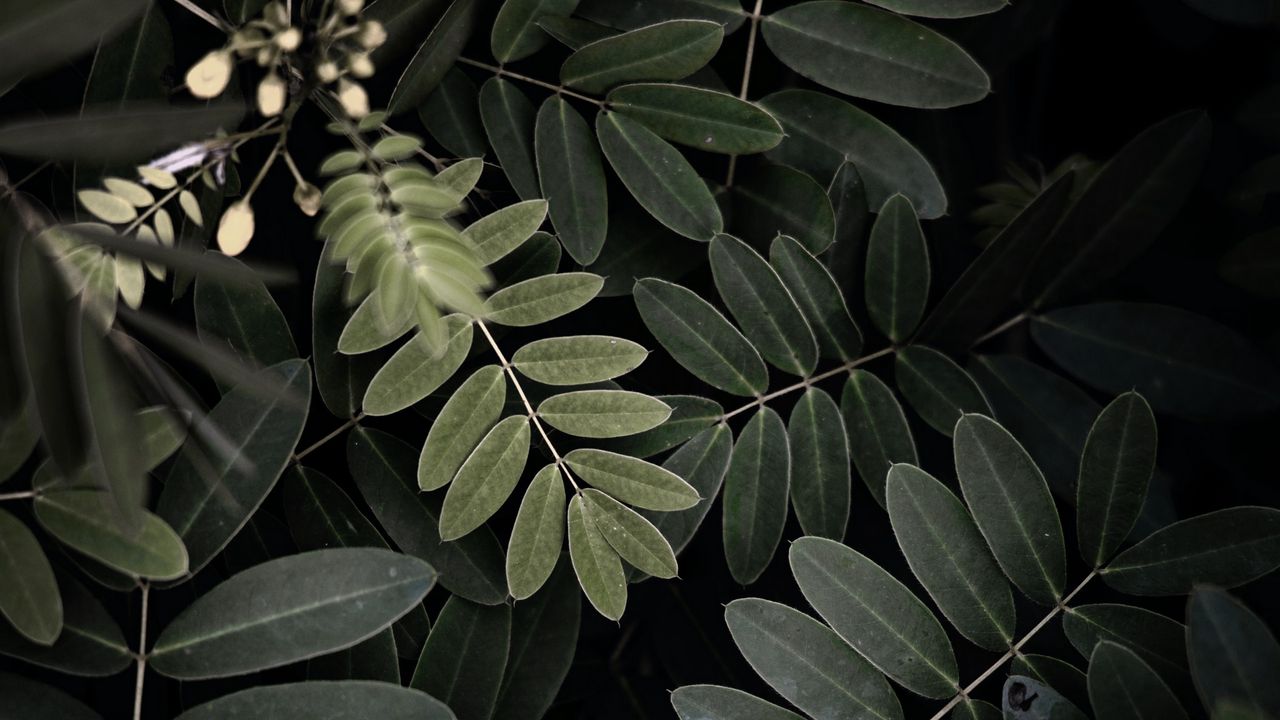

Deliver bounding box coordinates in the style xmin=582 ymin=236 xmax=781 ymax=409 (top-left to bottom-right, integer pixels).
xmin=491 ymin=0 xmax=580 ymax=62
xmin=607 ymin=84 xmax=784 ymax=154
xmin=0 ymin=671 xmax=101 ymax=720
xmin=419 ymin=365 xmax=506 ymax=491
xmin=565 ymin=448 xmax=699 ymax=511
xmin=597 ymin=394 xmax=722 ymax=459
xmin=410 ymin=597 xmax=511 ymax=720
xmin=568 ymin=493 xmax=626 ymax=620
xmin=0 ymin=104 xmax=243 ymax=163
xmin=35 ymin=489 xmax=187 ymax=580
xmin=863 ymin=0 xmax=1008 ymax=18
xmin=314 ymin=238 xmax=379 ymax=418
xmin=672 ymin=685 xmax=805 ymax=720
xmin=363 ymin=318 xmax=473 ymax=416
xmin=0 ymin=508 xmax=61 ymax=645
xmin=388 ymin=0 xmax=480 ymax=115
xmin=494 ymin=558 xmax=581 ymax=720
xmin=537 ymin=16 xmax=615 ymax=48
xmin=0 ymin=571 xmax=131 ymax=676
xmin=82 ymin=1 xmax=172 ymax=108
xmin=506 ymin=465 xmax=566 ymax=600
xmin=1219 ymin=228 xmax=1280 ymax=298
xmin=769 ymin=235 xmax=862 ymax=361
xmin=953 ymin=414 xmax=1066 ymax=605
xmin=479 ymin=77 xmax=541 ymax=200
xmin=1088 ymin=641 xmax=1189 ymax=720
xmin=561 ymin=20 xmax=723 ymax=93
xmin=0 ymin=0 xmax=148 ymax=94
xmin=307 ymin=630 xmax=400 ymax=683
xmin=732 ymin=164 xmax=836 ymax=254
xmin=1064 ymin=604 xmax=1190 ymax=693
xmin=284 ymin=466 xmax=386 ymax=551
xmin=195 ymin=254 xmax=297 ymax=383
xmin=420 ymin=68 xmax=489 ymax=158
xmin=840 ymin=369 xmax=917 ymax=507
xmin=788 ymin=388 xmax=850 ymax=540
xmin=789 ymin=536 xmax=959 ymax=698
xmin=1186 ymin=587 xmax=1280 ymax=718
xmin=1077 ymin=392 xmax=1157 ymax=568
xmin=723 ymin=407 xmax=790 ymax=585
xmin=894 ymin=345 xmax=991 ymax=436
xmin=173 ymin=680 xmax=454 ymax=720
xmin=575 ymin=0 xmax=746 ymax=32
xmin=865 ymin=194 xmax=930 ymax=343
xmin=535 ymin=96 xmax=608 ymax=264
xmin=440 ymin=415 xmax=531 ymax=541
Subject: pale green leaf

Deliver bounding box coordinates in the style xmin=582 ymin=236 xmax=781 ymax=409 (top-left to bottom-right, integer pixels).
xmin=484 ymin=272 xmax=602 ymax=326
xmin=462 ymin=199 xmax=548 ymax=266
xmin=512 ymin=335 xmax=647 ymax=385
xmin=506 ymin=464 xmax=567 ymax=600
xmin=439 ymin=416 xmax=531 ymax=541
xmin=363 ymin=317 xmax=473 ymax=416
xmin=583 ymin=488 xmax=677 ymax=578
xmin=568 ymin=494 xmax=626 ymax=620
xmin=419 ymin=365 xmax=506 ymax=491
xmin=564 ymin=448 xmax=699 ymax=511
xmin=537 ymin=389 xmax=671 ymax=438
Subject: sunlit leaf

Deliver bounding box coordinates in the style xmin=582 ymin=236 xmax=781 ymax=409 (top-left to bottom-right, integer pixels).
xmin=512 ymin=335 xmax=647 ymax=386
xmin=462 ymin=199 xmax=548 ymax=266
xmin=506 ymin=465 xmax=566 ymax=600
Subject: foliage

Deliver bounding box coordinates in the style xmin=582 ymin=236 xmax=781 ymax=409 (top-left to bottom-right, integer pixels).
xmin=1 ymin=0 xmax=1279 ymax=718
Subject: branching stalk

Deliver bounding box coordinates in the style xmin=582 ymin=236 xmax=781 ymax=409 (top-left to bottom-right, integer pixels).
xmin=724 ymin=0 xmax=766 ymax=188
xmin=457 ymin=57 xmax=606 ymax=107
xmin=132 ymin=582 xmax=150 ymax=720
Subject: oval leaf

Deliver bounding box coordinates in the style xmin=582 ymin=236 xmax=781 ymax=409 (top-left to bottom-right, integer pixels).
xmin=439 ymin=415 xmax=531 ymax=541
xmin=506 ymin=464 xmax=567 ymax=600
xmin=723 ymin=407 xmax=791 ymax=585
xmin=866 ymin=194 xmax=930 ymax=344
xmin=485 ymin=272 xmax=603 ymax=326
xmin=535 ymin=96 xmax=609 ymax=264
xmin=1186 ymin=587 xmax=1280 ymax=718
xmin=512 ymin=335 xmax=647 ymax=385
xmin=894 ymin=345 xmax=991 ymax=436
xmin=564 ymin=448 xmax=699 ymax=511
xmin=788 ymin=388 xmax=851 ymax=541
xmin=608 ymin=83 xmax=784 ymax=154
xmin=840 ymin=369 xmax=917 ymax=507
xmin=537 ymin=389 xmax=671 ymax=438
xmin=769 ymin=235 xmax=863 ymax=362
xmin=479 ymin=77 xmax=541 ymax=200
xmin=1088 ymin=641 xmax=1189 ymax=720
xmin=1077 ymin=392 xmax=1158 ymax=568
xmin=583 ymin=488 xmax=677 ymax=578
xmin=561 ymin=19 xmax=723 ymax=93
xmin=0 ymin=508 xmax=61 ymax=645
xmin=419 ymin=365 xmax=506 ymax=491
xmin=568 ymin=493 xmax=626 ymax=620
xmin=174 ymin=681 xmax=454 ymax=720
xmin=36 ymin=489 xmax=187 ymax=580
xmin=363 ymin=318 xmax=473 ymax=416
xmin=409 ymin=596 xmax=511 ymax=720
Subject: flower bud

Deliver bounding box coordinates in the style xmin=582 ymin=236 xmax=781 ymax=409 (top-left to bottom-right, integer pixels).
xmin=185 ymin=50 xmax=233 ymax=99
xmin=338 ymin=0 xmax=364 ymax=15
xmin=217 ymin=201 xmax=255 ymax=256
xmin=316 ymin=60 xmax=340 ymax=84
xmin=274 ymin=27 xmax=301 ymax=52
xmin=357 ymin=20 xmax=386 ymax=49
xmin=293 ymin=182 xmax=323 ymax=217
xmin=264 ymin=1 xmax=289 ymax=27
xmin=337 ymin=78 xmax=369 ymax=119
xmin=257 ymin=73 xmax=287 ymax=116
xmin=348 ymin=53 xmax=374 ymax=78
xmin=256 ymin=46 xmax=275 ymax=67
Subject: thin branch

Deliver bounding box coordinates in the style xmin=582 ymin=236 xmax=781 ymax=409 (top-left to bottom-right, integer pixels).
xmin=457 ymin=57 xmax=606 ymax=107
xmin=132 ymin=582 xmax=150 ymax=720
xmin=293 ymin=413 xmax=364 ymax=463
xmin=721 ymin=346 xmax=895 ymax=422
xmin=476 ymin=319 xmax=581 ymax=491
xmin=928 ymin=569 xmax=1099 ymax=719
xmin=724 ymin=0 xmax=766 ymax=189
xmin=0 ymin=490 xmax=38 ymax=501
xmin=172 ymin=0 xmax=233 ymax=32
xmin=969 ymin=312 xmax=1030 ymax=349
xmin=0 ymin=161 xmax=54 ymax=201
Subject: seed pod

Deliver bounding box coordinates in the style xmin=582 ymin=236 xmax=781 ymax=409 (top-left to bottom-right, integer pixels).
xmin=257 ymin=73 xmax=287 ymax=116
xmin=338 ymin=78 xmax=369 ymax=119
xmin=185 ymin=50 xmax=233 ymax=99
xmin=217 ymin=201 xmax=255 ymax=256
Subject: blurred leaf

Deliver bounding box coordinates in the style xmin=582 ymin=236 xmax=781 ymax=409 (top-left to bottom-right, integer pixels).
xmin=732 ymin=164 xmax=836 ymax=254
xmin=388 ymin=0 xmax=480 ymax=115
xmin=723 ymin=407 xmax=790 ymax=585
xmin=440 ymin=415 xmax=530 ymax=541
xmin=607 ymin=84 xmax=783 ymax=154
xmin=492 ymin=0 xmax=580 ymax=62
xmin=789 ymin=536 xmax=959 ymax=698
xmin=633 ymin=278 xmax=767 ymax=396
xmin=1077 ymin=392 xmax=1157 ymax=568
xmin=363 ymin=318 xmax=472 ymax=416
xmin=0 ymin=403 xmax=38 ymax=484
xmin=561 ymin=20 xmax=723 ymax=93
xmin=761 ymin=2 xmax=989 ymax=108
xmin=953 ymin=414 xmax=1066 ymax=605
xmin=0 ymin=0 xmax=148 ymax=90
xmin=1032 ymin=303 xmax=1280 ymax=420
xmin=1219 ymin=228 xmax=1280 ymax=298
xmin=420 ymin=365 xmax=506 ymax=492
xmin=535 ymin=96 xmax=608 ymax=264
xmin=0 ymin=104 xmax=243 ymax=163
xmin=1101 ymin=507 xmax=1280 ymax=595
xmin=725 ymin=598 xmax=904 ymax=720
xmin=174 ymin=680 xmax=455 ymax=720
xmin=886 ymin=464 xmax=1015 ymax=652
xmin=136 ymin=406 xmax=186 ymax=471
xmin=0 ymin=508 xmax=61 ymax=645
xmin=350 ymin=427 xmax=508 ymax=605
xmin=479 ymin=78 xmax=541 ymax=201
xmin=788 ymin=388 xmax=850 ymax=540
xmin=894 ymin=345 xmax=990 ymax=437
xmin=671 ymin=685 xmax=805 ymax=720
xmin=75 ymin=316 xmax=145 ymax=531
xmin=420 ymin=68 xmax=489 ymax=158
xmin=564 ymin=448 xmax=699 ymax=511
xmin=1186 ymin=587 xmax=1280 ymax=718
xmin=35 ymin=489 xmax=187 ymax=580
xmin=410 ymin=597 xmax=511 ymax=720
xmin=769 ymin=235 xmax=862 ymax=362
xmin=485 ymin=272 xmax=602 ymax=326
xmin=761 ymin=89 xmax=946 ymax=217
xmin=506 ymin=465 xmax=566 ymax=600
xmin=864 ymin=0 xmax=1008 ymax=18
xmin=314 ymin=238 xmax=379 ymax=418
xmin=0 ymin=671 xmax=101 ymax=720
xmin=195 ymin=254 xmax=297 ymax=387
xmin=1088 ymin=641 xmax=1188 ymax=720
xmin=494 ymin=557 xmax=580 ymax=720
xmin=284 ymin=466 xmax=386 ymax=551
xmin=575 ymin=0 xmax=746 ymax=32
xmin=840 ymin=369 xmax=917 ymax=507
xmin=158 ymin=359 xmax=310 ymax=576
xmin=568 ymin=493 xmax=626 ymax=620
xmin=865 ymin=194 xmax=929 ymax=343
xmin=0 ymin=570 xmax=130 ymax=676
xmin=597 ymin=111 xmax=723 ymax=241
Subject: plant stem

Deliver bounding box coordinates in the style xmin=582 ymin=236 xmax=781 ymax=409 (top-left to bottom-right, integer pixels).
xmin=476 ymin=319 xmax=581 ymax=491
xmin=969 ymin=312 xmax=1030 ymax=349
xmin=132 ymin=582 xmax=150 ymax=720
xmin=293 ymin=413 xmax=365 ymax=463
xmin=172 ymin=0 xmax=231 ymax=32
xmin=928 ymin=569 xmax=1099 ymax=719
xmin=721 ymin=346 xmax=894 ymax=422
xmin=0 ymin=490 xmax=37 ymax=501
xmin=457 ymin=57 xmax=606 ymax=108
xmin=724 ymin=0 xmax=766 ymax=189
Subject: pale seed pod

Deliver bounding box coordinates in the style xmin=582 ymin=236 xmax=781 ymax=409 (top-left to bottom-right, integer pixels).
xmin=293 ymin=182 xmax=323 ymax=217
xmin=337 ymin=78 xmax=369 ymax=119
xmin=357 ymin=20 xmax=386 ymax=49
xmin=257 ymin=73 xmax=287 ymax=116
xmin=348 ymin=53 xmax=374 ymax=79
xmin=316 ymin=60 xmax=340 ymax=84
xmin=275 ymin=27 xmax=302 ymax=52
xmin=217 ymin=202 xmax=255 ymax=256
xmin=185 ymin=50 xmax=233 ymax=99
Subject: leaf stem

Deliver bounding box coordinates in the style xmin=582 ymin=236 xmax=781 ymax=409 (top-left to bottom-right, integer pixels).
xmin=457 ymin=56 xmax=606 ymax=108
xmin=476 ymin=319 xmax=581 ymax=492
xmin=132 ymin=581 xmax=150 ymax=720
xmin=928 ymin=569 xmax=1099 ymax=719
xmin=172 ymin=0 xmax=232 ymax=32
xmin=293 ymin=412 xmax=365 ymax=463
xmin=724 ymin=0 xmax=766 ymax=189
xmin=969 ymin=312 xmax=1030 ymax=349
xmin=0 ymin=490 xmax=38 ymax=501
xmin=720 ymin=346 xmax=894 ymax=422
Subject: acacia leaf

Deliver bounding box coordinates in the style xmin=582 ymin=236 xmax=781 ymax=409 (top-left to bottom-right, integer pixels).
xmin=865 ymin=194 xmax=930 ymax=343
xmin=894 ymin=345 xmax=991 ymax=436
xmin=363 ymin=318 xmax=473 ymax=416
xmin=485 ymin=272 xmax=603 ymax=326
xmin=840 ymin=369 xmax=917 ymax=507
xmin=439 ymin=416 xmax=531 ymax=541
xmin=1077 ymin=392 xmax=1158 ymax=568
xmin=479 ymin=78 xmax=541 ymax=200
xmin=723 ymin=407 xmax=790 ymax=585
xmin=561 ymin=20 xmax=723 ymax=93
xmin=506 ymin=465 xmax=566 ymax=600
xmin=568 ymin=494 xmax=626 ymax=620
xmin=512 ymin=335 xmax=647 ymax=385
xmin=419 ymin=365 xmax=506 ymax=491
xmin=535 ymin=96 xmax=608 ymax=264
xmin=787 ymin=388 xmax=850 ymax=540
xmin=607 ymin=84 xmax=784 ymax=154
xmin=769 ymin=235 xmax=862 ymax=361
xmin=564 ymin=448 xmax=699 ymax=511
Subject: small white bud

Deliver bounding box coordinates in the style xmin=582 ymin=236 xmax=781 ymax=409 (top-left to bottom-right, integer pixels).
xmin=338 ymin=0 xmax=364 ymax=15
xmin=293 ymin=182 xmax=323 ymax=217
xmin=357 ymin=20 xmax=386 ymax=50
xmin=316 ymin=60 xmax=340 ymax=84
xmin=257 ymin=73 xmax=287 ymax=116
xmin=217 ymin=202 xmax=255 ymax=256
xmin=274 ymin=27 xmax=301 ymax=52
xmin=337 ymin=78 xmax=369 ymax=119
xmin=185 ymin=50 xmax=233 ymax=99
xmin=348 ymin=53 xmax=374 ymax=78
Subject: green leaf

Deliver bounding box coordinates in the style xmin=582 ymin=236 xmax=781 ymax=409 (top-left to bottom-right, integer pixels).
xmin=314 ymin=238 xmax=379 ymax=418
xmin=494 ymin=557 xmax=581 ymax=720
xmin=725 ymin=597 xmax=905 ymax=720
xmin=761 ymin=1 xmax=989 ymax=108
xmin=787 ymin=388 xmax=850 ymax=540
xmin=732 ymin=164 xmax=836 ymax=254
xmin=409 ymin=597 xmax=511 ymax=720
xmin=158 ymin=359 xmax=311 ymax=576
xmin=0 ymin=403 xmax=38 ymax=485
xmin=953 ymin=414 xmax=1066 ymax=605
xmin=790 ymin=536 xmax=959 ymax=698
xmin=535 ymin=95 xmax=609 ymax=264
xmin=597 ymin=111 xmax=723 ymax=241
xmin=512 ymin=335 xmax=647 ymax=385
xmin=952 ymin=699 xmax=1003 ymax=720
xmin=1088 ymin=642 xmax=1189 ymax=720
xmin=388 ymin=0 xmax=480 ymax=115
xmin=672 ymin=685 xmax=805 ymax=720
xmin=440 ymin=416 xmax=531 ymax=541
xmin=564 ymin=448 xmax=699 ymax=511
xmin=479 ymin=78 xmax=542 ymax=201
xmin=723 ymin=407 xmax=790 ymax=585
xmin=825 ymin=162 xmax=870 ymax=289
xmin=0 ymin=104 xmax=243 ymax=163
xmin=769 ymin=235 xmax=862 ymax=361
xmin=709 ymin=234 xmax=818 ymax=376
xmin=894 ymin=345 xmax=991 ymax=436
xmin=1027 ymin=111 xmax=1211 ymax=305
xmin=420 ymin=68 xmax=490 ymax=158
xmin=35 ymin=489 xmax=187 ymax=580
xmin=463 ymin=199 xmax=548 ymax=266
xmin=492 ymin=0 xmax=580 ymax=62
xmin=1031 ymin=303 xmax=1280 ymax=420
xmin=607 ymin=84 xmax=783 ymax=154
xmin=506 ymin=465 xmax=567 ymax=600
xmin=1186 ymin=587 xmax=1280 ymax=718
xmin=1011 ymin=655 xmax=1090 ymax=715
xmin=485 ymin=272 xmax=603 ymax=326
xmin=0 ymin=571 xmax=130 ymax=676
xmin=419 ymin=365 xmax=507 ymax=491
xmin=1064 ymin=604 xmax=1190 ymax=691
xmin=633 ymin=278 xmax=767 ymax=396
xmin=568 ymin=493 xmax=626 ymax=620
xmin=363 ymin=317 xmax=473 ymax=416
xmin=1101 ymin=507 xmax=1280 ymax=595
xmin=82 ymin=1 xmax=171 ymax=107
xmin=150 ymin=548 xmax=435 ymax=679
xmin=760 ymin=89 xmax=946 ymax=217
xmin=1077 ymin=392 xmax=1157 ymax=568
xmin=840 ymin=369 xmax=917 ymax=507
xmin=1003 ymin=676 xmax=1089 ymax=720
xmin=0 ymin=671 xmax=101 ymax=720
xmin=195 ymin=254 xmax=297 ymax=378
xmin=537 ymin=390 xmax=670 ymax=438
xmin=863 ymin=0 xmax=1007 ymax=18
xmin=284 ymin=466 xmax=387 ymax=551
xmin=538 ymin=15 xmax=615 ymax=48
xmin=339 ymin=293 xmax=416 ymax=355
xmin=597 ymin=394 xmax=722 ymax=458
xmin=865 ymin=194 xmax=930 ymax=343
xmin=309 ymin=632 xmax=400 ymax=684
xmin=583 ymin=489 xmax=677 ymax=578
xmin=350 ymin=428 xmax=508 ymax=605
xmin=136 ymin=406 xmax=186 ymax=472
xmin=176 ymin=681 xmax=452 ymax=719
xmin=561 ymin=20 xmax=723 ymax=93
xmin=886 ymin=464 xmax=1016 ymax=652
xmin=0 ymin=508 xmax=61 ymax=645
